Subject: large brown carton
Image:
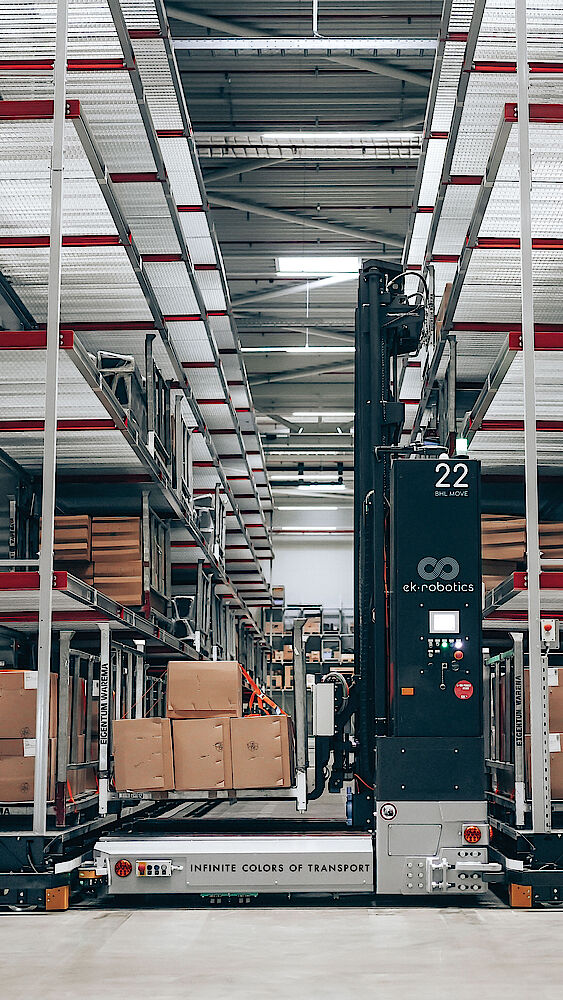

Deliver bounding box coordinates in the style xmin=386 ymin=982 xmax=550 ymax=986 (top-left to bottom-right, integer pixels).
xmin=173 ymin=718 xmax=233 ymax=790
xmin=230 ymin=715 xmax=295 ymax=789
xmin=166 ymin=660 xmax=242 ymax=720
xmin=525 ymin=734 xmax=563 ymax=799
xmin=113 ymin=718 xmax=174 ymax=792
xmin=524 ymin=668 xmax=563 ymax=735
xmin=0 ymin=671 xmax=58 ymax=739
xmin=0 ymin=738 xmax=56 ymax=802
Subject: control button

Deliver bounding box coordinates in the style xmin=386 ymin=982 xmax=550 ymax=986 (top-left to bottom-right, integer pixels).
xmin=455 ymin=639 xmax=463 ymax=649
xmin=459 ymin=851 xmax=467 ymax=857
xmin=454 ymin=650 xmax=464 ymax=661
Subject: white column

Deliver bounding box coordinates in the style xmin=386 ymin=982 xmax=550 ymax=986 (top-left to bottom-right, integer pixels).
xmin=33 ymin=0 xmax=69 ymax=836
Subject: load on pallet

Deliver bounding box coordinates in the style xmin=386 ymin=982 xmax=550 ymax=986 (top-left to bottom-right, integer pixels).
xmin=113 ymin=660 xmax=295 ymax=793
xmin=0 ymin=670 xmax=97 ymax=802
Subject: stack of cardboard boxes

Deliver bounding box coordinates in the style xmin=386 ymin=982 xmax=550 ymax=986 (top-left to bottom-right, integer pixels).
xmin=92 ymin=517 xmax=143 ymax=606
xmin=113 ymin=660 xmax=295 ymax=793
xmin=0 ymin=671 xmax=58 ymax=801
xmin=525 ymin=666 xmax=563 ymax=799
xmin=482 ymin=515 xmax=563 ymax=592
xmin=0 ymin=670 xmax=98 ymax=803
xmin=45 ymin=514 xmax=94 ymax=586
xmin=44 ymin=513 xmax=145 ymax=606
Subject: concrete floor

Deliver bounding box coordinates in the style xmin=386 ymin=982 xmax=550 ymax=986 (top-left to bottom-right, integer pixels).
xmin=2 ymin=898 xmax=563 ymax=1000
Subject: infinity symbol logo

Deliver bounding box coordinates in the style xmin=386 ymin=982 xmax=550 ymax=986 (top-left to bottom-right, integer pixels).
xmin=417 ymin=556 xmax=460 ymax=581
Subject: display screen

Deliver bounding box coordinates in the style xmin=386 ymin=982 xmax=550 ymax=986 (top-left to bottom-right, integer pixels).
xmin=429 ymin=610 xmax=460 ymax=634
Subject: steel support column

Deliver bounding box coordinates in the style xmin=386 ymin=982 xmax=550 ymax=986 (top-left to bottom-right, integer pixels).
xmin=33 ymin=0 xmax=69 ymax=836
xmin=516 ymin=0 xmax=550 ymax=833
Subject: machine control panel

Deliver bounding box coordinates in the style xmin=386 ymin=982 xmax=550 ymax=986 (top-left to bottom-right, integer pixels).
xmin=136 ymin=860 xmax=173 ymax=877
xmin=390 ymin=459 xmax=482 ymax=737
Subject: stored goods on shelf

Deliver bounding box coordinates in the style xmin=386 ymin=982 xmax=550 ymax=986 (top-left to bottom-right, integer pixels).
xmin=0 ymin=670 xmax=58 ymax=739
xmin=0 ymin=738 xmax=56 ymax=802
xmin=113 ymin=718 xmax=174 ymax=793
xmin=166 ymin=660 xmax=242 ymax=720
xmin=173 ymin=717 xmax=233 ymax=791
xmin=230 ymin=715 xmax=295 ymax=789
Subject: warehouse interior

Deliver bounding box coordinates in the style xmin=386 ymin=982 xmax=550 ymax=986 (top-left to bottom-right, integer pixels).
xmin=0 ymin=0 xmax=563 ymax=996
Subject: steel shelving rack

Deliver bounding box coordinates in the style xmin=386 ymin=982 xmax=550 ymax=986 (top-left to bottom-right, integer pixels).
xmin=0 ymin=0 xmax=278 ymax=904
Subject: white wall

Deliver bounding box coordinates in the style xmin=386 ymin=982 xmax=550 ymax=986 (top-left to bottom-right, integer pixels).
xmin=270 ymin=506 xmax=353 ymax=607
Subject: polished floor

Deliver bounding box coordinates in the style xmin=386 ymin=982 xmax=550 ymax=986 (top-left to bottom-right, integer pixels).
xmin=2 ymin=896 xmax=563 ymax=1000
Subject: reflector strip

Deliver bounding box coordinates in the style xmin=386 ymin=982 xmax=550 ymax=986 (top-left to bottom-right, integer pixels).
xmin=0 ymin=98 xmax=80 ymax=119
xmin=0 ymin=419 xmax=116 ymax=432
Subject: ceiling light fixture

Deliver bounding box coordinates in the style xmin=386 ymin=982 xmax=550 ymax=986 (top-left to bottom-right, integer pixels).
xmin=241 ymin=346 xmax=355 ymax=354
xmin=291 ymin=411 xmax=355 ymax=419
xmin=277 ymin=505 xmax=339 ymax=511
xmin=277 ymin=256 xmax=361 ymax=276
xmin=262 ymin=131 xmax=422 ymax=141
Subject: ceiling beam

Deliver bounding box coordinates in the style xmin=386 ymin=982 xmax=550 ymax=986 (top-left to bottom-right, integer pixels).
xmin=167 ymin=6 xmax=431 ymax=89
xmin=173 ymin=38 xmax=437 ymax=52
xmin=250 ymin=359 xmax=354 ymax=386
xmin=204 ymin=157 xmax=293 ymax=184
xmin=231 ymin=272 xmax=359 ymax=308
xmin=209 ymin=193 xmax=403 ymax=248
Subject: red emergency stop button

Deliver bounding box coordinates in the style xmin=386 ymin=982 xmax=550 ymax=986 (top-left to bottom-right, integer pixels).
xmin=454 ymin=680 xmax=474 ymax=700
xmin=454 ymin=650 xmax=464 ymax=660
xmin=544 ymin=624 xmax=553 ymax=632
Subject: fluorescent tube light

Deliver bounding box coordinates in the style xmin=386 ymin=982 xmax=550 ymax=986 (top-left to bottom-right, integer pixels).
xmin=262 ymin=131 xmax=422 ymax=141
xmin=241 ymin=346 xmax=355 ymax=354
xmin=292 ymin=411 xmax=355 ymax=419
xmin=277 ymin=505 xmax=339 ymax=511
xmin=277 ymin=256 xmax=361 ymax=276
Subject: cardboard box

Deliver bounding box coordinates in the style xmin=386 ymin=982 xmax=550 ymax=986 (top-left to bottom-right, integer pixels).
xmin=92 ymin=517 xmax=141 ymax=557
xmin=41 ymin=514 xmax=92 ymax=562
xmin=95 ymin=579 xmax=143 ymax=598
xmin=283 ymin=644 xmax=293 ymax=663
xmin=0 ymin=738 xmax=56 ymax=802
xmin=283 ymin=666 xmax=293 ymax=689
xmin=524 ymin=668 xmax=563 ymax=734
xmin=166 ymin=660 xmax=242 ymax=720
xmin=173 ymin=718 xmax=233 ymax=790
xmin=0 ymin=671 xmax=58 ymax=739
xmin=113 ymin=718 xmax=174 ymax=792
xmin=525 ymin=734 xmax=563 ymax=799
xmin=303 ymin=617 xmax=321 ymax=635
xmin=230 ymin=715 xmax=295 ymax=789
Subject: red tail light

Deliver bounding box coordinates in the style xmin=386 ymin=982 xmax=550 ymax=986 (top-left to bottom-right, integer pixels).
xmin=114 ymin=859 xmax=133 ymax=877
xmin=463 ymin=825 xmax=482 ymax=844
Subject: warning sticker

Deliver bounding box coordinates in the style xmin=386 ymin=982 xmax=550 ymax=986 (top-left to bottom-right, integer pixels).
xmin=24 ymin=671 xmax=38 ymax=690
xmin=454 ymin=680 xmax=474 ymax=700
xmin=550 ymin=733 xmax=561 ymax=753
xmin=23 ymin=739 xmax=36 ymax=757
